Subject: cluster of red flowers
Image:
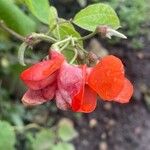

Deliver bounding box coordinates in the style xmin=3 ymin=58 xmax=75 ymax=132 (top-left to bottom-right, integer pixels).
xmin=20 ymin=50 xmax=133 ymax=113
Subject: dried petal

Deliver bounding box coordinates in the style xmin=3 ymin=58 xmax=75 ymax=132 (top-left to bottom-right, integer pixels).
xmin=56 ymin=62 xmax=83 ymax=108
xmin=55 ymin=91 xmax=70 ymax=110
xmin=88 ymin=55 xmax=125 ymax=100
xmin=22 ymin=83 xmax=56 ymax=106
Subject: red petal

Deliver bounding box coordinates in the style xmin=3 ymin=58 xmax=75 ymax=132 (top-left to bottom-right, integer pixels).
xmin=88 ymin=55 xmax=125 ymax=100
xmin=22 ymin=83 xmax=56 ymax=106
xmin=20 ymin=51 xmax=64 ymax=90
xmin=56 ymin=63 xmax=83 ymax=106
xmin=114 ymin=78 xmax=133 ymax=103
xmin=56 ymin=63 xmax=97 ymax=112
xmin=72 ymin=65 xmax=97 ymax=113
xmin=72 ymin=85 xmax=97 ymax=113
xmin=21 ymin=72 xmax=57 ymax=90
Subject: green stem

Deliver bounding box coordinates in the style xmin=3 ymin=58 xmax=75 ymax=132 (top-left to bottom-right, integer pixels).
xmin=78 ymin=31 xmax=97 ymax=41
xmin=0 ymin=20 xmax=25 ymax=41
xmin=76 ymin=44 xmax=88 ymax=53
xmin=30 ymin=33 xmax=57 ymax=43
xmin=53 ymin=37 xmax=71 ymax=47
xmin=56 ymin=24 xmax=60 ymax=40
xmin=70 ymin=48 xmax=78 ymax=64
xmin=60 ymin=41 xmax=70 ymax=51
xmin=18 ymin=42 xmax=28 ymax=66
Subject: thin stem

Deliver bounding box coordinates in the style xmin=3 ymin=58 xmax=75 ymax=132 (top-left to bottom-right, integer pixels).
xmin=70 ymin=48 xmax=78 ymax=64
xmin=76 ymin=44 xmax=88 ymax=53
xmin=71 ymin=37 xmax=75 ymax=46
xmin=56 ymin=24 xmax=60 ymax=40
xmin=18 ymin=42 xmax=28 ymax=66
xmin=31 ymin=33 xmax=57 ymax=43
xmin=78 ymin=31 xmax=97 ymax=41
xmin=58 ymin=19 xmax=72 ymax=25
xmin=53 ymin=37 xmax=71 ymax=47
xmin=60 ymin=41 xmax=70 ymax=51
xmin=0 ymin=20 xmax=25 ymax=41
xmin=13 ymin=123 xmax=43 ymax=132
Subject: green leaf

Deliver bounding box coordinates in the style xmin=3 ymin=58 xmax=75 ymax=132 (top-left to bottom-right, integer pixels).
xmin=58 ymin=118 xmax=78 ymax=142
xmin=0 ymin=121 xmax=16 ymax=150
xmin=49 ymin=6 xmax=58 ymax=29
xmin=30 ymin=129 xmax=55 ymax=150
xmin=24 ymin=0 xmax=50 ymax=24
xmin=52 ymin=142 xmax=75 ymax=150
xmin=52 ymin=22 xmax=83 ymax=46
xmin=0 ymin=0 xmax=36 ymax=35
xmin=62 ymin=49 xmax=75 ymax=63
xmin=73 ymin=3 xmax=120 ymax=31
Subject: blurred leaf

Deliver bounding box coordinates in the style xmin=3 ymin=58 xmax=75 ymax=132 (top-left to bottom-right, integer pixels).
xmin=52 ymin=142 xmax=75 ymax=150
xmin=52 ymin=22 xmax=83 ymax=46
xmin=73 ymin=3 xmax=120 ymax=31
xmin=62 ymin=49 xmax=75 ymax=63
xmin=49 ymin=6 xmax=58 ymax=29
xmin=0 ymin=0 xmax=36 ymax=35
xmin=24 ymin=0 xmax=50 ymax=24
xmin=0 ymin=121 xmax=16 ymax=150
xmin=30 ymin=129 xmax=55 ymax=150
xmin=10 ymin=105 xmax=25 ymax=126
xmin=58 ymin=118 xmax=78 ymax=142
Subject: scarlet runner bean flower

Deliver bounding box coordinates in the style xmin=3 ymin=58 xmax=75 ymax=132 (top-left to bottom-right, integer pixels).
xmin=20 ymin=50 xmax=133 ymax=113
xmin=20 ymin=50 xmax=64 ymax=105
xmin=56 ymin=63 xmax=97 ymax=113
xmin=87 ymin=55 xmax=133 ymax=103
xmin=71 ymin=56 xmax=133 ymax=112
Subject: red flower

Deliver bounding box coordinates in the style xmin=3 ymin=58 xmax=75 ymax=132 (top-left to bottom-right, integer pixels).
xmin=88 ymin=55 xmax=133 ymax=103
xmin=20 ymin=51 xmax=133 ymax=112
xmin=22 ymin=83 xmax=56 ymax=106
xmin=20 ymin=50 xmax=64 ymax=105
xmin=71 ymin=65 xmax=97 ymax=113
xmin=56 ymin=63 xmax=97 ymax=113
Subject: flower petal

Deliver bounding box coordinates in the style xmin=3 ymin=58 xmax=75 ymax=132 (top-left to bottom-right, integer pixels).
xmin=56 ymin=62 xmax=83 ymax=106
xmin=20 ymin=51 xmax=64 ymax=90
xmin=21 ymin=72 xmax=57 ymax=90
xmin=88 ymin=55 xmax=125 ymax=100
xmin=72 ymin=85 xmax=97 ymax=113
xmin=72 ymin=65 xmax=97 ymax=113
xmin=55 ymin=91 xmax=70 ymax=111
xmin=22 ymin=83 xmax=56 ymax=106
xmin=114 ymin=78 xmax=133 ymax=103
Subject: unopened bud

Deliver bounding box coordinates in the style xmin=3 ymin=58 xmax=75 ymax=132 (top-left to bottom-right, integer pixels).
xmin=96 ymin=25 xmax=127 ymax=39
